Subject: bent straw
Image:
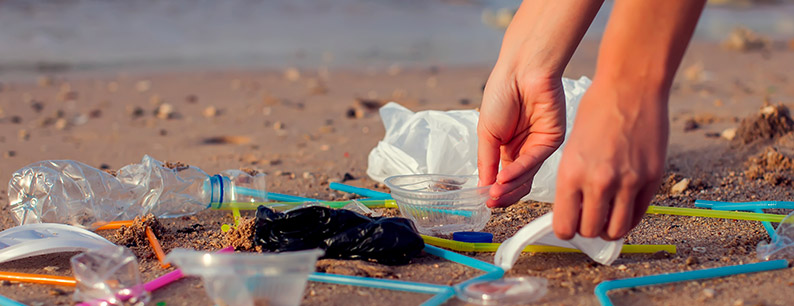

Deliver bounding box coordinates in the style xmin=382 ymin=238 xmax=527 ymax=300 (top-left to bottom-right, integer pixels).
xmin=95 ymin=220 xmax=134 ymax=231
xmin=78 ymin=246 xmax=235 ymax=306
xmin=594 ymin=260 xmax=788 ymax=306
xmin=0 ymin=271 xmax=76 ymax=286
xmin=645 ymin=205 xmax=785 ymax=222
xmin=421 ymin=245 xmax=504 ymax=306
xmin=0 ymin=294 xmax=25 ymax=306
xmin=422 ymin=235 xmax=677 ymax=254
xmin=145 ymin=227 xmax=170 ymax=269
xmin=329 ymin=182 xmax=393 ymax=199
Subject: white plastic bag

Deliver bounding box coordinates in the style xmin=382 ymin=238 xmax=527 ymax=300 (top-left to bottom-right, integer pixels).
xmin=494 ymin=213 xmax=622 ymax=270
xmin=367 ymin=76 xmax=591 ymax=203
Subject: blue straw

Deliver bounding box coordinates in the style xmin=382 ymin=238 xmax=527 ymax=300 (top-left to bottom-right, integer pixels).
xmin=421 ymin=245 xmax=504 ymax=306
xmin=694 ymin=200 xmax=794 ymax=210
xmin=0 ymin=294 xmax=25 ymax=306
xmin=308 ymin=273 xmax=448 ymax=295
xmin=594 ymin=260 xmax=788 ymax=306
xmin=329 ymin=182 xmax=393 ymax=199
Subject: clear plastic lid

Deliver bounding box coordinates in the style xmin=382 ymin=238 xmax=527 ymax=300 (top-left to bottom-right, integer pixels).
xmin=454 ymin=277 xmax=548 ymax=305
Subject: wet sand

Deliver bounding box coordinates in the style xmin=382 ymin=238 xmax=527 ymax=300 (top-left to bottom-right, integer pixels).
xmin=1 ymin=41 xmax=794 ymax=305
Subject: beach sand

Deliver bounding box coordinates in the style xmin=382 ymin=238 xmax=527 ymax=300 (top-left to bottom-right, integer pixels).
xmin=1 ymin=41 xmax=794 ymax=305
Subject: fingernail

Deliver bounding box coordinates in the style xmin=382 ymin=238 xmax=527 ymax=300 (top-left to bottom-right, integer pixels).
xmin=491 ymin=196 xmax=500 ymax=201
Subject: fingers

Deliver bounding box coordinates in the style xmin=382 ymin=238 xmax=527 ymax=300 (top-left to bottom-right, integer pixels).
xmin=552 ymin=185 xmax=582 ymax=240
xmin=602 ymin=179 xmax=640 ymax=241
xmin=579 ymin=174 xmax=617 ymax=238
xmin=630 ymin=182 xmax=659 ymax=229
xmin=477 ymin=126 xmax=501 ymax=187
xmin=487 ymin=164 xmax=542 ymax=208
xmin=495 ymin=134 xmax=559 ymax=184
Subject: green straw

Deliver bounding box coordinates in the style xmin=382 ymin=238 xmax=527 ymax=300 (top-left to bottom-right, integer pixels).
xmin=421 ymin=235 xmax=676 ymax=254
xmin=645 ymin=205 xmax=785 ymax=222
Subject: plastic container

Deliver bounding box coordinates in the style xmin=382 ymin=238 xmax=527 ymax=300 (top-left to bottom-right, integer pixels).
xmin=7 ymin=155 xmax=266 ymax=229
xmin=0 ymin=223 xmax=115 ymax=264
xmin=384 ymin=174 xmax=490 ymax=235
xmin=454 ymin=277 xmax=548 ymax=305
xmin=71 ymin=246 xmax=149 ymax=306
xmin=166 ymin=248 xmax=323 ymax=306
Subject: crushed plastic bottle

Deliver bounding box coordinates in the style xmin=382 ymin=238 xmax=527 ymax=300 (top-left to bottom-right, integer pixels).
xmin=71 ymin=246 xmax=150 ymax=306
xmin=8 ymin=155 xmax=266 ymax=229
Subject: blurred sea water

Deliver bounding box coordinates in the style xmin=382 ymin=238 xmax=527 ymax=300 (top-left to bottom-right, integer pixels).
xmin=0 ymin=0 xmax=792 ymax=75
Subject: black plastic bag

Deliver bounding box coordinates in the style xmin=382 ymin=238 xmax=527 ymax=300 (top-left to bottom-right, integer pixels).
xmin=254 ymin=206 xmax=424 ymax=265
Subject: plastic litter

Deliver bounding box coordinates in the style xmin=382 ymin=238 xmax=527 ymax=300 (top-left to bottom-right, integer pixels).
xmin=342 ymin=200 xmax=383 ymax=217
xmin=71 ymin=246 xmax=149 ymax=306
xmin=254 ymin=205 xmax=424 ymax=265
xmin=166 ymin=248 xmax=323 ymax=306
xmin=645 ymin=205 xmax=785 ymax=222
xmin=0 ymin=294 xmax=25 ymax=306
xmin=594 ymin=260 xmax=788 ymax=306
xmin=757 ymin=211 xmax=794 ymax=260
xmin=453 ymin=232 xmax=494 ymax=243
xmin=7 ymin=155 xmax=266 ymax=228
xmin=0 ymin=223 xmax=115 ymax=264
xmin=0 ymin=271 xmax=76 ymax=286
xmin=384 ymin=174 xmax=490 ymax=235
xmin=367 ymin=76 xmax=591 ymax=204
xmin=495 ymin=213 xmax=623 ymax=270
xmin=455 ymin=277 xmax=548 ymax=305
xmin=422 ymin=234 xmax=676 ymax=254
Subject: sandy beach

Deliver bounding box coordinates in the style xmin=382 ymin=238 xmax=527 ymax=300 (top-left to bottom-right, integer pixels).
xmin=1 ymin=35 xmax=794 ymax=306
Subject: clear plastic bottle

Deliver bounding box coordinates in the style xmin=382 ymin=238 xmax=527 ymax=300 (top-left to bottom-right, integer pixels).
xmin=7 ymin=155 xmax=266 ymax=229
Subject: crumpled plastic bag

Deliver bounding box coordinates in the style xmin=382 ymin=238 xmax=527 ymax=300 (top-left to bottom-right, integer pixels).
xmin=494 ymin=213 xmax=622 ymax=270
xmin=254 ymin=206 xmax=424 ymax=265
xmin=8 ymin=155 xmax=265 ymax=229
xmin=757 ymin=211 xmax=794 ymax=260
xmin=367 ymin=76 xmax=591 ymax=203
xmin=71 ymin=246 xmax=150 ymax=306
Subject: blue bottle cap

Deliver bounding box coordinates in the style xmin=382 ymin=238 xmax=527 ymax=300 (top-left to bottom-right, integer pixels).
xmin=452 ymin=231 xmax=494 ymax=243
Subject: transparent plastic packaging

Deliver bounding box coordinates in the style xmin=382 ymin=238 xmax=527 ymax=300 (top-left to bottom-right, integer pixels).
xmin=7 ymin=155 xmax=266 ymax=229
xmin=166 ymin=248 xmax=323 ymax=306
xmin=71 ymin=246 xmax=149 ymax=306
xmin=367 ymin=77 xmax=591 ymax=204
xmin=384 ymin=174 xmax=490 ymax=235
xmin=0 ymin=223 xmax=115 ymax=264
xmin=455 ymin=277 xmax=548 ymax=305
xmin=757 ymin=211 xmax=794 ymax=260
xmin=495 ymin=213 xmax=622 ymax=270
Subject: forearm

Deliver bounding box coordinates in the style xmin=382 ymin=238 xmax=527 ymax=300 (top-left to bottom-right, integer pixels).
xmin=595 ymin=0 xmax=706 ymax=96
xmin=499 ymin=0 xmax=604 ymax=78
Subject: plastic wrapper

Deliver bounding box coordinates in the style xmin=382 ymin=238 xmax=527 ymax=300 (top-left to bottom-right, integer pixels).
xmin=495 ymin=213 xmax=622 ymax=270
xmin=7 ymin=155 xmax=266 ymax=229
xmin=0 ymin=223 xmax=115 ymax=264
xmin=367 ymin=76 xmax=591 ymax=203
xmin=71 ymin=246 xmax=149 ymax=306
xmin=254 ymin=206 xmax=424 ymax=265
xmin=757 ymin=211 xmax=794 ymax=260
xmin=166 ymin=248 xmax=323 ymax=306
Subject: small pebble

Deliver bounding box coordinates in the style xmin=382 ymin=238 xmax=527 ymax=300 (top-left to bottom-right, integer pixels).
xmin=671 ymin=178 xmax=690 ymax=194
xmin=18 ymin=129 xmax=30 ymax=141
xmin=284 ymin=67 xmax=301 ymax=82
xmin=273 ymin=121 xmax=284 ymax=130
xmin=721 ymin=128 xmax=737 ymax=141
xmin=685 ymin=256 xmax=699 ymax=266
xmin=155 ymin=103 xmax=175 ymax=120
xmin=203 ymin=106 xmax=219 ymax=118
xmin=48 ymin=288 xmax=66 ymax=296
xmin=3 ymin=151 xmax=15 ymax=158
xmin=42 ymin=266 xmax=59 ymax=273
xmin=733 ymin=299 xmax=745 ymax=306
xmin=617 ymin=264 xmax=627 ymax=271
xmin=55 ymin=118 xmax=68 ymax=130
xmin=303 ymin=172 xmax=314 ymax=180
xmin=703 ymin=288 xmax=716 ymax=299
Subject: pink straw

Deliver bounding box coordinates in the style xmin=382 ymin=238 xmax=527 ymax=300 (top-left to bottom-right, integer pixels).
xmin=77 ymin=246 xmax=235 ymax=306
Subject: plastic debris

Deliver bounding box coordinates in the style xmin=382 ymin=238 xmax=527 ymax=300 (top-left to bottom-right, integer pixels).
xmin=495 ymin=213 xmax=623 ymax=270
xmin=71 ymin=246 xmax=149 ymax=306
xmin=0 ymin=223 xmax=115 ymax=264
xmin=757 ymin=211 xmax=794 ymax=260
xmin=7 ymin=155 xmax=265 ymax=229
xmin=452 ymin=232 xmax=493 ymax=243
xmin=342 ymin=200 xmax=382 ymax=218
xmin=367 ymin=76 xmax=591 ymax=204
xmin=455 ymin=277 xmax=548 ymax=305
xmin=385 ymin=174 xmax=490 ymax=235
xmin=254 ymin=205 xmax=424 ymax=265
xmin=166 ymin=248 xmax=323 ymax=306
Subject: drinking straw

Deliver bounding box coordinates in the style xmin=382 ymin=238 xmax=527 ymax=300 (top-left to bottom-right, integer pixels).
xmin=266 ymin=192 xmax=318 ymax=203
xmin=78 ymin=246 xmax=235 ymax=306
xmin=308 ymin=273 xmax=449 ymax=294
xmin=212 ymin=200 xmax=398 ymax=210
xmin=594 ymin=260 xmax=788 ymax=306
xmin=0 ymin=294 xmax=26 ymax=306
xmin=0 ymin=271 xmax=76 ymax=286
xmin=329 ymin=182 xmax=393 ymax=199
xmin=95 ymin=220 xmax=134 ymax=231
xmin=421 ymin=245 xmax=503 ymax=306
xmin=145 ymin=227 xmax=170 ymax=269
xmin=645 ymin=205 xmax=786 ymax=222
xmin=694 ymin=199 xmax=794 ymax=210
xmin=421 ymin=235 xmax=677 ymax=254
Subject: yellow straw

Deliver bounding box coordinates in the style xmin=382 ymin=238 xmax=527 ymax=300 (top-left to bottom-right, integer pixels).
xmin=421 ymin=235 xmax=677 ymax=254
xmin=645 ymin=205 xmax=785 ymax=222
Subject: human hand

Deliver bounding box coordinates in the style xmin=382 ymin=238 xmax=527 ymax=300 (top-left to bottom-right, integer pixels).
xmin=551 ymin=78 xmax=669 ymax=241
xmin=477 ymin=71 xmax=566 ymax=208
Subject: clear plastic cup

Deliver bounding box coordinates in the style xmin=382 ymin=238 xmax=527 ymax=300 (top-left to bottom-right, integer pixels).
xmin=165 ymin=249 xmax=323 ymax=306
xmin=384 ymin=174 xmax=490 ymax=235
